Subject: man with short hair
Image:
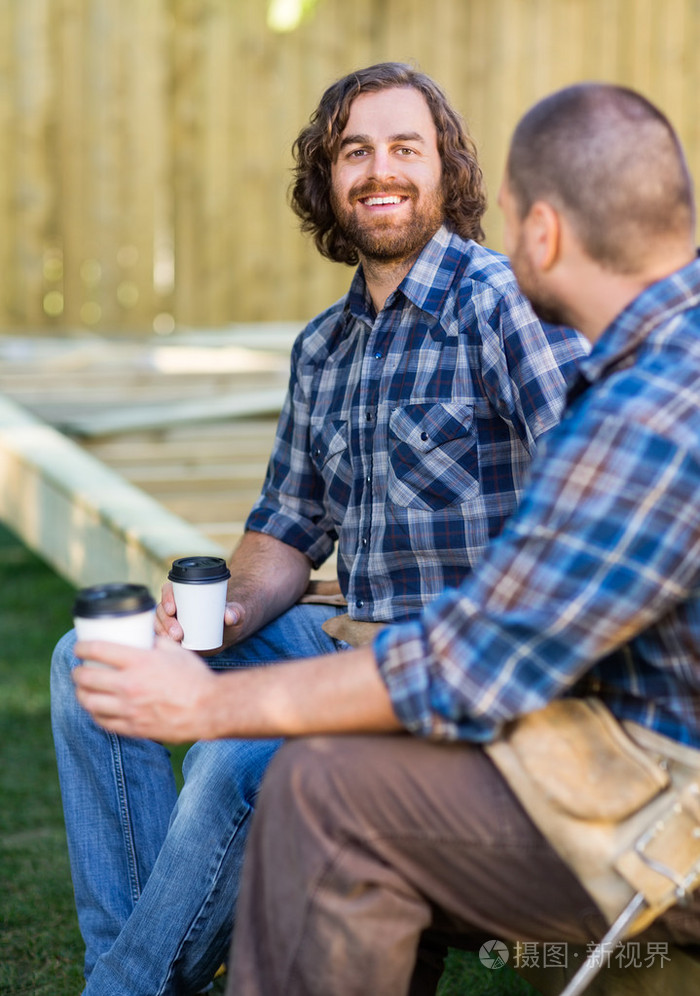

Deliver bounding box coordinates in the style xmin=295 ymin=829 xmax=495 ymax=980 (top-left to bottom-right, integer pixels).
xmin=52 ymin=63 xmax=584 ymax=995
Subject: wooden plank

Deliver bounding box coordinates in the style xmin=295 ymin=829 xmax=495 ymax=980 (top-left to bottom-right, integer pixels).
xmin=113 ymin=465 xmax=268 ymax=490
xmin=121 ymin=0 xmax=169 ymax=332
xmin=649 ymin=0 xmax=686 ymax=124
xmin=15 ymin=0 xmax=53 ymax=326
xmin=589 ymin=0 xmax=623 ymax=82
xmin=239 ymin=1 xmax=293 ymax=322
xmin=82 ymin=423 xmax=278 ymax=464
xmin=166 ymin=323 xmax=300 ymax=351
xmin=0 ymin=336 xmax=292 ymax=437
xmin=0 ymin=391 xmax=225 ymax=594
xmin=82 ymin=0 xmax=121 ymax=329
xmin=457 ymin=0 xmax=490 ymax=232
xmin=0 ymin=373 xmax=286 ymax=411
xmin=56 ymin=0 xmax=85 ymax=329
xmin=0 ymin=326 xmax=298 ymax=365
xmin=264 ymin=3 xmax=313 ymax=323
xmin=171 ymin=0 xmax=205 ymax=327
xmin=201 ymin=0 xmax=235 ymax=325
xmin=162 ymin=494 xmax=264 ymax=523
xmin=227 ymin=0 xmax=255 ymax=322
xmin=83 ymin=440 xmax=271 ymax=469
xmin=0 ymin=4 xmax=15 ymax=328
xmin=0 ymin=329 xmax=342 ymax=585
xmin=61 ymin=386 xmax=287 ymax=437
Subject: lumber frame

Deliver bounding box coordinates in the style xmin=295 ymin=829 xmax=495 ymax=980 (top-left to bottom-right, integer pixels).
xmin=0 ymin=393 xmax=225 ymax=597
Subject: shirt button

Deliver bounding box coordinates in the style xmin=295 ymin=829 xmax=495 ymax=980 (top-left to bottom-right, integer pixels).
xmin=420 ymin=431 xmax=428 ymax=441
xmin=366 ymin=475 xmax=371 ymax=484
xmin=356 ymin=599 xmax=364 ymax=608
xmin=361 ymin=537 xmax=368 ymax=547
xmin=365 ymin=411 xmax=373 ymax=421
xmin=374 ymin=350 xmax=382 ymax=359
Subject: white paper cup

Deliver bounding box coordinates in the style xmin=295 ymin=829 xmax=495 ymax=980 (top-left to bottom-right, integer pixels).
xmin=168 ymin=556 xmax=231 ymax=651
xmin=73 ymin=583 xmax=156 ymax=667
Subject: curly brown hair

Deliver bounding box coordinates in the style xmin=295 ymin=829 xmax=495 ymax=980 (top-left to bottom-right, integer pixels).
xmin=290 ymin=63 xmax=487 ymax=265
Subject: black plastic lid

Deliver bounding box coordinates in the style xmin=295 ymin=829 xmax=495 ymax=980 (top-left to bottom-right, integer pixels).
xmin=168 ymin=556 xmax=231 ymax=584
xmin=73 ymin=583 xmax=156 ymax=619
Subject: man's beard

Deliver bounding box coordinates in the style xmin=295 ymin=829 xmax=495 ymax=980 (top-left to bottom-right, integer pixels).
xmin=510 ymin=235 xmax=570 ymax=327
xmin=331 ymin=181 xmax=444 ymax=264
xmin=527 ymin=289 xmax=569 ymax=327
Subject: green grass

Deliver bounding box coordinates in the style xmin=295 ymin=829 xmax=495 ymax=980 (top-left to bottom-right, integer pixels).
xmin=0 ymin=524 xmax=84 ymax=995
xmin=0 ymin=521 xmax=537 ymax=995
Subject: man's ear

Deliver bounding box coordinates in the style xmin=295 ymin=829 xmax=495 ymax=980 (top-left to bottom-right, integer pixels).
xmin=526 ymin=200 xmax=561 ymax=271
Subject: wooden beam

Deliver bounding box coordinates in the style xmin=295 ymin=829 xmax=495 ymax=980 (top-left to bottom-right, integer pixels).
xmin=0 ymin=392 xmax=225 ymax=596
xmin=60 ymin=386 xmax=287 ymax=438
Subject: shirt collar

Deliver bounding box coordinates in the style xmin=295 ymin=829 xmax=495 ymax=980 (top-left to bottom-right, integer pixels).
xmin=344 ymin=224 xmax=462 ymax=325
xmin=571 ymin=254 xmax=700 ymax=396
xmin=398 ymin=224 xmax=462 ymax=317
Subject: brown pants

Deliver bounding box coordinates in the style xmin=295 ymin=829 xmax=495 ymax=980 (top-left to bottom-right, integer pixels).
xmin=227 ymin=734 xmax=700 ymax=996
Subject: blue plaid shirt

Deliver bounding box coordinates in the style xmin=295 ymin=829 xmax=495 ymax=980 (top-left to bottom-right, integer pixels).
xmin=246 ymin=226 xmax=586 ymax=622
xmin=375 ymin=256 xmax=700 ymax=747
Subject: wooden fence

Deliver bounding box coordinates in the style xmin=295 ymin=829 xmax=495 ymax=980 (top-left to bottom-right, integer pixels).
xmin=1 ymin=0 xmax=699 ymax=334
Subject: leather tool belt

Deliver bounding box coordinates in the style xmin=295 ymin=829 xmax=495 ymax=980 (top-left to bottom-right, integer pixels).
xmin=299 ymin=579 xmax=386 ymax=647
xmin=485 ymin=697 xmax=700 ymax=935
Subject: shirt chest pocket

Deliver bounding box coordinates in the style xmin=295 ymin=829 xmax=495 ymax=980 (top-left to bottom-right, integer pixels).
xmin=388 ymin=402 xmax=479 ymax=510
xmin=309 ymin=419 xmax=351 ymax=509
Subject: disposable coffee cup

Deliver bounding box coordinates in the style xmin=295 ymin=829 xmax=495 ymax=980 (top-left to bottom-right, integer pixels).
xmin=168 ymin=556 xmax=231 ymax=651
xmin=73 ymin=583 xmax=156 ymax=667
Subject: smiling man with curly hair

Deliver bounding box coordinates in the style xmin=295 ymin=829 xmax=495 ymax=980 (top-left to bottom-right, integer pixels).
xmin=52 ymin=63 xmax=585 ymax=996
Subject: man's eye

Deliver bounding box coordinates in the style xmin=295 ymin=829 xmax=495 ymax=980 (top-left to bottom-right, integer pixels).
xmin=397 ymin=147 xmax=416 ymax=156
xmin=348 ymin=148 xmax=368 ymax=158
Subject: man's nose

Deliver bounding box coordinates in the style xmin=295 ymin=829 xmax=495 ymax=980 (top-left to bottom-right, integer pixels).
xmin=368 ymin=146 xmax=395 ymax=181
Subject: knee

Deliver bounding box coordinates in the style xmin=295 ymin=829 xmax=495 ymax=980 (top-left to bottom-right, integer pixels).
xmin=177 ymin=737 xmax=282 ymax=818
xmin=267 ymin=736 xmax=336 ymax=782
xmin=260 ymin=736 xmax=352 ymax=820
xmin=51 ymin=629 xmax=78 ymax=680
xmin=50 ymin=629 xmax=80 ymax=718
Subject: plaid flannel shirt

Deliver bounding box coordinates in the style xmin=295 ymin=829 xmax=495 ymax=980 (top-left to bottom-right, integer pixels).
xmin=375 ymin=256 xmax=700 ymax=747
xmin=246 ymin=226 xmax=586 ymax=622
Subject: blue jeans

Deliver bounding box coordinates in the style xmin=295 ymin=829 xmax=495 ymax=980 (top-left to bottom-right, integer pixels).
xmin=50 ymin=602 xmax=346 ymax=996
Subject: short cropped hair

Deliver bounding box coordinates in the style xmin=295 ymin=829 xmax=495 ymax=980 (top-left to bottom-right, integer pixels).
xmin=506 ymin=83 xmax=695 ymax=273
xmin=290 ymin=62 xmax=487 ymax=265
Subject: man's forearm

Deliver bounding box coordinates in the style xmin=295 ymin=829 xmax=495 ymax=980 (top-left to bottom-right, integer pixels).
xmin=225 ymin=530 xmax=313 ymax=641
xmin=72 ymin=640 xmax=402 ymax=743
xmin=203 ymin=646 xmax=401 ymax=740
